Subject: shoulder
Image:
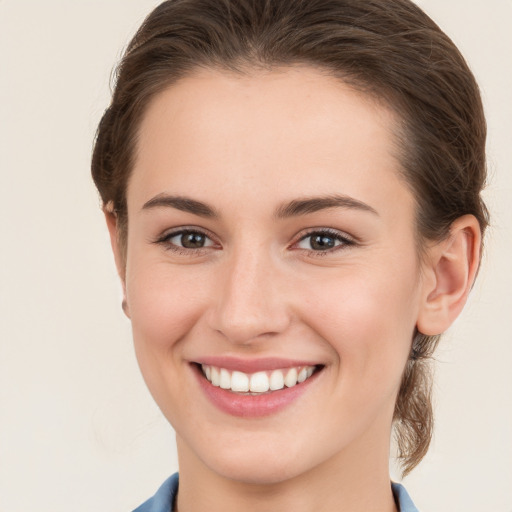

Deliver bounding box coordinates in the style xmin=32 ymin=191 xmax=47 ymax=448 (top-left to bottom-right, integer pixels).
xmin=392 ymin=482 xmax=419 ymax=512
xmin=132 ymin=473 xmax=179 ymax=512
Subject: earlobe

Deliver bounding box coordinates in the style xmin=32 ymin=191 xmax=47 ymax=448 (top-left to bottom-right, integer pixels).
xmin=104 ymin=208 xmax=130 ymax=318
xmin=417 ymin=215 xmax=481 ymax=336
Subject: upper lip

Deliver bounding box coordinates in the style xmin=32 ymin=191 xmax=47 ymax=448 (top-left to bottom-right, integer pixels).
xmin=192 ymin=356 xmax=322 ymax=373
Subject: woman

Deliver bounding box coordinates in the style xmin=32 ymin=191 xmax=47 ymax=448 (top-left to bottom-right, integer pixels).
xmin=91 ymin=0 xmax=487 ymax=510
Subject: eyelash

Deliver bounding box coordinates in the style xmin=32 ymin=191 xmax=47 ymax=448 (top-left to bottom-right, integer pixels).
xmin=153 ymin=227 xmax=355 ymax=256
xmin=153 ymin=228 xmax=219 ymax=256
xmin=292 ymin=228 xmax=356 ymax=256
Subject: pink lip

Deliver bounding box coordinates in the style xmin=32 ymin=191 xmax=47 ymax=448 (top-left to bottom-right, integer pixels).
xmin=194 ymin=356 xmax=320 ymax=373
xmin=191 ymin=363 xmax=322 ymax=418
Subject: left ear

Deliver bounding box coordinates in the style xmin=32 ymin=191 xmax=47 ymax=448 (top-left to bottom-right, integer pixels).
xmin=417 ymin=214 xmax=482 ymax=336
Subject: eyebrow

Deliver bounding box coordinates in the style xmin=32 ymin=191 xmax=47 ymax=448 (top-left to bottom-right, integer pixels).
xmin=141 ymin=192 xmax=378 ymax=219
xmin=142 ymin=194 xmax=218 ymax=217
xmin=274 ymin=194 xmax=378 ymax=218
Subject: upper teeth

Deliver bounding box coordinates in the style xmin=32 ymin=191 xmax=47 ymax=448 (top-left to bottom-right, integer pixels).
xmin=201 ymin=364 xmax=316 ymax=393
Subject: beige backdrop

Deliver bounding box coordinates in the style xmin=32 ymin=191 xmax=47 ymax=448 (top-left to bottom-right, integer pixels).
xmin=1 ymin=1 xmax=510 ymax=510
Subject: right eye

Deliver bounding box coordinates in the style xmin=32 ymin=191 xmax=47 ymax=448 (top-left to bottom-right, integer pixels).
xmin=155 ymin=228 xmax=217 ymax=253
xmin=169 ymin=231 xmax=213 ymax=249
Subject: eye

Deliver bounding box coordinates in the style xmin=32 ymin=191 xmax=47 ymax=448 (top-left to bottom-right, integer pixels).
xmin=295 ymin=229 xmax=354 ymax=252
xmin=154 ymin=228 xmax=217 ymax=252
xmin=169 ymin=231 xmax=213 ymax=249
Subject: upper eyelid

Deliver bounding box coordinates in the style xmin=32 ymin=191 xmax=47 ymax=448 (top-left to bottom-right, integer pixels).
xmin=154 ymin=226 xmax=217 ymax=242
xmin=294 ymin=227 xmax=356 ymax=243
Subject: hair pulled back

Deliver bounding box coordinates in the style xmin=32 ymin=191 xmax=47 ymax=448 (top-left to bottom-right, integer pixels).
xmin=92 ymin=0 xmax=488 ymax=475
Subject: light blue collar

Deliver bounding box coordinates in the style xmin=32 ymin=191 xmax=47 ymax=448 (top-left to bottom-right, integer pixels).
xmin=133 ymin=474 xmax=419 ymax=512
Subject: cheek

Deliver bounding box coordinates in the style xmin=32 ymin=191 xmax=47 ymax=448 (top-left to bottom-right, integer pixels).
xmin=125 ymin=261 xmax=208 ymax=353
xmin=124 ymin=261 xmax=212 ymax=419
xmin=299 ymin=266 xmax=419 ymax=382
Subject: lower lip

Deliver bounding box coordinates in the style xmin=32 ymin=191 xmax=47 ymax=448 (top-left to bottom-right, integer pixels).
xmin=193 ymin=364 xmax=321 ymax=418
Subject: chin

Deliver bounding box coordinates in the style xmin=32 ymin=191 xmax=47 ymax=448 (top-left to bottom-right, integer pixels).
xmin=209 ymin=455 xmax=309 ymax=486
xmin=187 ymin=431 xmax=323 ymax=486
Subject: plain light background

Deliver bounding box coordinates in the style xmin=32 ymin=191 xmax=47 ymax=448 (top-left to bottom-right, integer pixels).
xmin=0 ymin=1 xmax=510 ymax=511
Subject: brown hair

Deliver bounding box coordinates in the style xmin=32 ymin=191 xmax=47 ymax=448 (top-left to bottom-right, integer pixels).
xmin=91 ymin=0 xmax=488 ymax=475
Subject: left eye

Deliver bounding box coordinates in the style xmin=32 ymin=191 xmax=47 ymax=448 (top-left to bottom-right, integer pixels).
xmin=296 ymin=231 xmax=352 ymax=251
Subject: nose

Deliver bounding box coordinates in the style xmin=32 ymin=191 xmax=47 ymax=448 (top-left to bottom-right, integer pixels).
xmin=207 ymin=245 xmax=291 ymax=345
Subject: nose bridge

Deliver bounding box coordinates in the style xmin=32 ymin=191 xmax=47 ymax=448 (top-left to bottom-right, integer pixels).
xmin=211 ymin=239 xmax=289 ymax=344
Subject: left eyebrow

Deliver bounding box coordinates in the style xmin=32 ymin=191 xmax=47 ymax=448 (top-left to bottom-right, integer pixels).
xmin=274 ymin=194 xmax=379 ymax=218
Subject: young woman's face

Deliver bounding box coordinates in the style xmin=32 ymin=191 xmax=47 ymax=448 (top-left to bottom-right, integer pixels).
xmin=121 ymin=67 xmax=428 ymax=484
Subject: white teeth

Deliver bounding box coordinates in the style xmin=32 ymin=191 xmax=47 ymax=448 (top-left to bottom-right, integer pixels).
xmin=201 ymin=364 xmax=318 ymax=394
xmin=297 ymin=367 xmax=308 ymax=383
xmin=211 ymin=366 xmax=220 ymax=386
xmin=219 ymin=368 xmax=231 ymax=389
xmin=284 ymin=367 xmax=298 ymax=388
xmin=269 ymin=369 xmax=285 ymax=390
xmin=231 ymin=371 xmax=249 ymax=392
xmin=250 ymin=372 xmax=270 ymax=393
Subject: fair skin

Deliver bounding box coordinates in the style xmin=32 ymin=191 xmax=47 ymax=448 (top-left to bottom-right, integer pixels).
xmin=106 ymin=66 xmax=480 ymax=512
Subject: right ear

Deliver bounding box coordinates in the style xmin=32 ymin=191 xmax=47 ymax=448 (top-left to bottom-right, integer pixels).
xmin=104 ymin=208 xmax=130 ymax=318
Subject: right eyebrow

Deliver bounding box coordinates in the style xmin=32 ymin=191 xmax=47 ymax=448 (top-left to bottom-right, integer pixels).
xmin=141 ymin=193 xmax=218 ymax=218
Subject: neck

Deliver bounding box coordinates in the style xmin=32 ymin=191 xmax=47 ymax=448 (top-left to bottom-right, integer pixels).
xmin=175 ymin=424 xmax=398 ymax=512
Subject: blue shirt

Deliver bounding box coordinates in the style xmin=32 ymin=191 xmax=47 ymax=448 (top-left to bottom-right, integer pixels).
xmin=133 ymin=473 xmax=419 ymax=512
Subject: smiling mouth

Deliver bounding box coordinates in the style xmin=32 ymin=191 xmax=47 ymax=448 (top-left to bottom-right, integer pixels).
xmin=198 ymin=364 xmax=323 ymax=394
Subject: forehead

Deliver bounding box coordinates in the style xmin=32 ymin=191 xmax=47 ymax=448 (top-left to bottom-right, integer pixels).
xmin=129 ymin=66 xmax=412 ymax=219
